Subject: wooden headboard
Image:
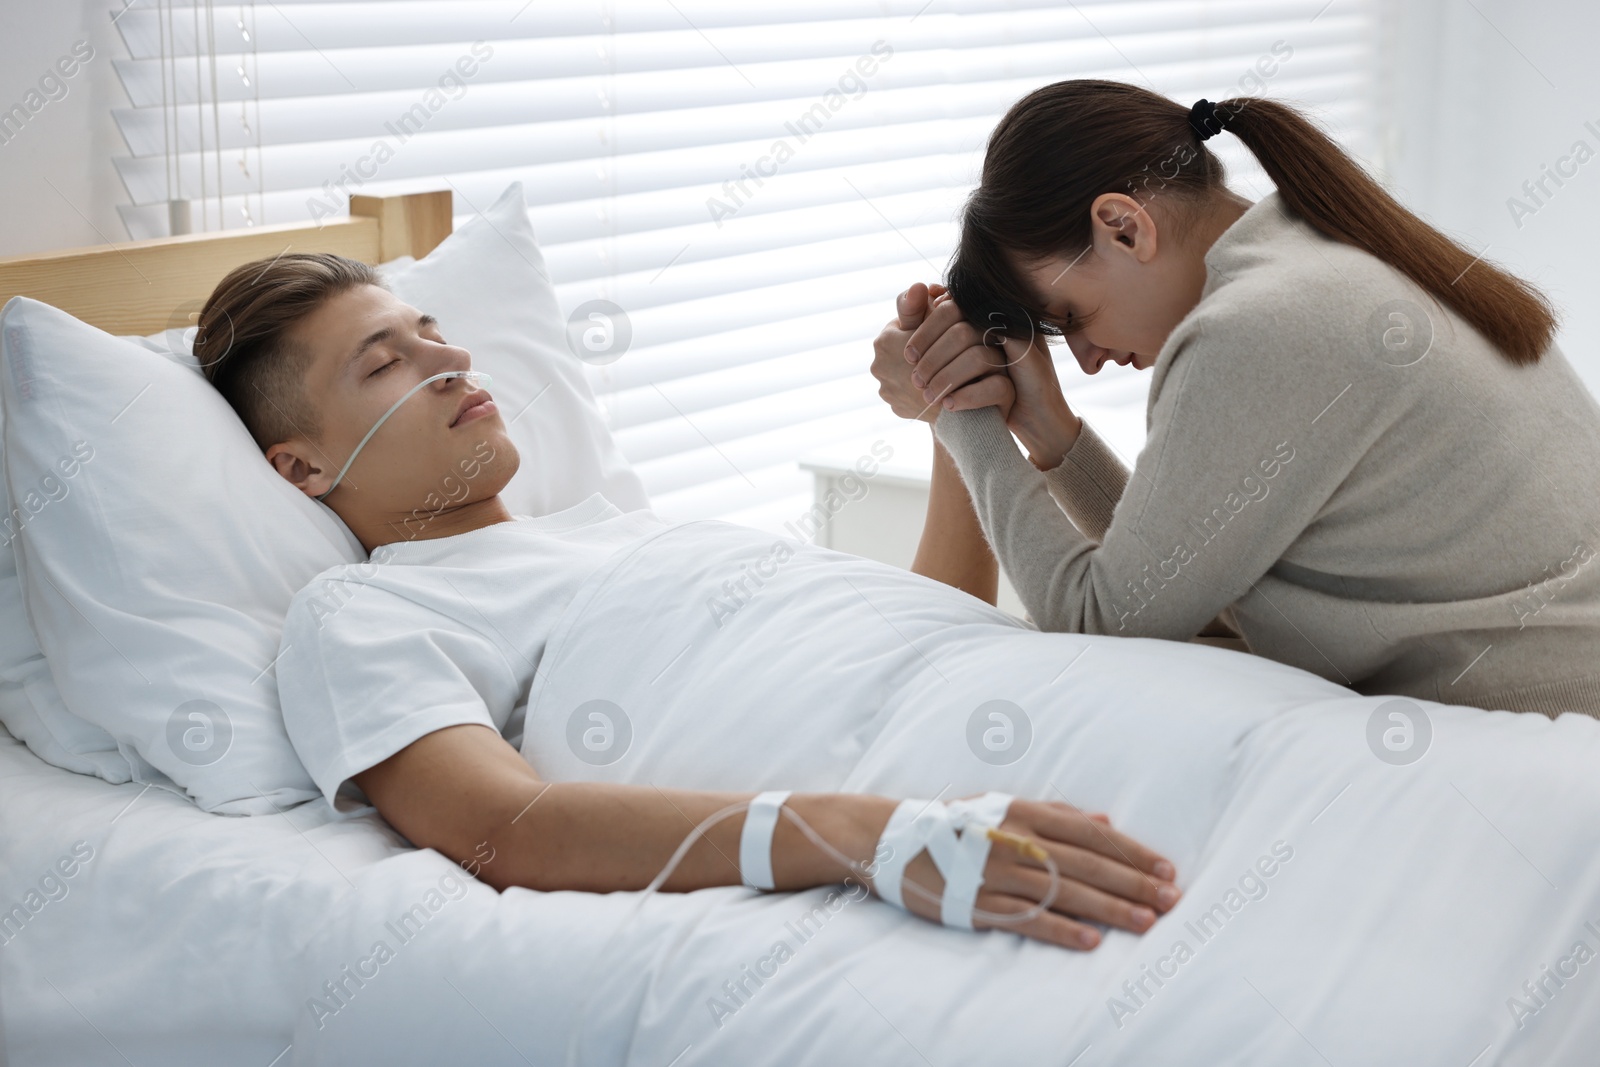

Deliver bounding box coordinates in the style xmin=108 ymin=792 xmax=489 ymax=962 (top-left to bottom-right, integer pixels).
xmin=0 ymin=189 xmax=452 ymax=336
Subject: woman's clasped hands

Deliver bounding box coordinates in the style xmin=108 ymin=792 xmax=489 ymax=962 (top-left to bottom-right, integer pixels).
xmin=870 ymin=282 xmax=1085 ymax=470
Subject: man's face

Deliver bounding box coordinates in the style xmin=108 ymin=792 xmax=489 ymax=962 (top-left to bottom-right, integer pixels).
xmin=269 ymin=284 xmax=519 ymax=527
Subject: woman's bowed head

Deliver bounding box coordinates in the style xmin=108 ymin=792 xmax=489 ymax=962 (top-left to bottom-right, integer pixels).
xmin=872 ymin=79 xmax=1557 ymax=470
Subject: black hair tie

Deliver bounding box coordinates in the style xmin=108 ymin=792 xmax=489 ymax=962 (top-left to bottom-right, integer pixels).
xmin=1188 ymin=98 xmax=1232 ymax=141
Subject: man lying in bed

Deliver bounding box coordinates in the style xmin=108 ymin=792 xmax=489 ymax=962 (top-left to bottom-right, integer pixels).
xmin=194 ymin=252 xmax=1182 ymax=952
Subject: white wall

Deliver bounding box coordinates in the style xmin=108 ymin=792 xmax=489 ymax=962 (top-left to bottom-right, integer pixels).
xmin=1384 ymin=0 xmax=1600 ymax=397
xmin=0 ymin=1 xmax=129 ymax=258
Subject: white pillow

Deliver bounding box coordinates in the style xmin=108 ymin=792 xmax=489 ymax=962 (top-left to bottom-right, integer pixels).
xmin=0 ymin=323 xmax=303 ymax=790
xmin=0 ymin=489 xmax=133 ymax=782
xmin=0 ymin=179 xmax=648 ymax=810
xmin=377 ymin=179 xmax=648 ymax=518
xmin=0 ymin=317 xmax=184 ymax=785
xmin=0 ymin=322 xmax=237 ymax=786
xmin=0 ymin=296 xmax=361 ymax=813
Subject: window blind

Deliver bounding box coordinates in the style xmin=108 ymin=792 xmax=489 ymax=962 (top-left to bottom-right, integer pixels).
xmin=110 ymin=0 xmax=1381 ymax=530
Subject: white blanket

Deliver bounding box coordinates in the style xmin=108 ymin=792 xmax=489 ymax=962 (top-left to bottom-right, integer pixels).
xmin=3 ymin=520 xmax=1598 ymax=1066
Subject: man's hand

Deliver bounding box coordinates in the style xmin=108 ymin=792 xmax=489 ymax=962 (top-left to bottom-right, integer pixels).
xmin=871 ymin=282 xmax=1015 ymax=424
xmin=893 ymin=796 xmax=1180 ymax=950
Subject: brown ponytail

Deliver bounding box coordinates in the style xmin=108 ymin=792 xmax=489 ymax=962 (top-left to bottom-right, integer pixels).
xmin=948 ymin=79 xmax=1557 ymax=366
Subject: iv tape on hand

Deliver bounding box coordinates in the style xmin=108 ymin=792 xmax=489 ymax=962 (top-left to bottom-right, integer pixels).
xmin=871 ymin=793 xmax=1015 ymax=929
xmin=736 ymin=790 xmax=1021 ymax=929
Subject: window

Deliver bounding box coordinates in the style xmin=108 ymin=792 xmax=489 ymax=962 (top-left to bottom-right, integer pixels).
xmin=111 ymin=0 xmax=1380 ymax=529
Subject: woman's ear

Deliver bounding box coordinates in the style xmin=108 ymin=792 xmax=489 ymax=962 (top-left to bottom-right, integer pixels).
xmin=1089 ymin=192 xmax=1159 ymax=264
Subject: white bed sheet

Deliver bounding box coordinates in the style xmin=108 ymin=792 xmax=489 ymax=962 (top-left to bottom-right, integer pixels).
xmin=4 ymin=523 xmax=1600 ymax=1066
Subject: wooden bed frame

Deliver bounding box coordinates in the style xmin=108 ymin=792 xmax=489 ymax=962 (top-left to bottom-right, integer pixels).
xmin=0 ymin=189 xmax=452 ymax=336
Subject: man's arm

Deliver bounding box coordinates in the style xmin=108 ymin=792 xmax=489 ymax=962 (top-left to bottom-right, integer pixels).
xmin=353 ymin=722 xmax=888 ymax=894
xmin=352 ymin=723 xmax=1181 ymax=950
xmin=911 ymin=431 xmax=1001 ymax=605
xmin=877 ymin=283 xmax=998 ymax=606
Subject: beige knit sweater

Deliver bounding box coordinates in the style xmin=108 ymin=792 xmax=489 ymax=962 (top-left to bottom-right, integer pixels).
xmin=933 ymin=192 xmax=1600 ymax=719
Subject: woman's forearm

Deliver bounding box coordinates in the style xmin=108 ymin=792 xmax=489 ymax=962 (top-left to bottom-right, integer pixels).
xmin=1014 ymin=403 xmax=1083 ymax=473
xmin=911 ymin=429 xmax=1001 ymax=605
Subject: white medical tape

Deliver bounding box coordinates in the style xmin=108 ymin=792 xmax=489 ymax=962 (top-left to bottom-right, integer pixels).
xmin=871 ymin=798 xmax=942 ymax=910
xmin=939 ymin=792 xmax=1015 ymax=929
xmin=738 ymin=790 xmax=791 ymax=890
xmin=871 ymin=793 xmax=1016 ymax=928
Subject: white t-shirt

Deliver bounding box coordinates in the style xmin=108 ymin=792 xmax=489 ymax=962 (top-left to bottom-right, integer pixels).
xmin=276 ymin=493 xmax=667 ymax=813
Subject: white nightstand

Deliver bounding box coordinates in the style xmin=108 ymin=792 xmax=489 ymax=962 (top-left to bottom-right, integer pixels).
xmin=795 ymin=378 xmax=1154 ymax=626
xmin=797 ymin=422 xmax=1030 ymax=619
